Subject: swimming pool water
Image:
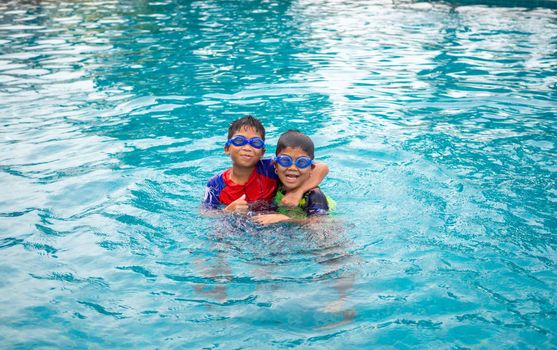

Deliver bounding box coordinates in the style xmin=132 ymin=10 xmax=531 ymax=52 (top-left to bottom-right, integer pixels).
xmin=1 ymin=0 xmax=556 ymax=348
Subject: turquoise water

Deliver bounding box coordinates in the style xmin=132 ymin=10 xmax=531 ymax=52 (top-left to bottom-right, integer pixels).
xmin=1 ymin=0 xmax=556 ymax=348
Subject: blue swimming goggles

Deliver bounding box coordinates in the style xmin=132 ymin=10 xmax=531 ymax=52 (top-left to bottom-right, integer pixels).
xmin=274 ymin=155 xmax=314 ymax=169
xmin=225 ymin=135 xmax=266 ymax=149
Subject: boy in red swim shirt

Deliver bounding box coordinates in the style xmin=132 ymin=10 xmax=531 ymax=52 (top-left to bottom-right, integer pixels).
xmin=203 ymin=115 xmax=328 ymax=213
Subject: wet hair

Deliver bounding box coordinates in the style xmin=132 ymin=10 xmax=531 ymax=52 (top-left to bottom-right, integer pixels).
xmin=276 ymin=130 xmax=315 ymax=159
xmin=227 ymin=115 xmax=266 ymax=140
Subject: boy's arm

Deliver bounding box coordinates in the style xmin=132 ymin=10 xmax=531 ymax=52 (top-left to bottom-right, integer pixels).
xmin=203 ymin=184 xmax=221 ymax=209
xmin=200 ymin=181 xmax=225 ymax=216
xmin=280 ymin=161 xmax=329 ymax=207
xmin=252 ymin=213 xmax=323 ymax=225
xmin=202 ymin=174 xmax=229 ymax=212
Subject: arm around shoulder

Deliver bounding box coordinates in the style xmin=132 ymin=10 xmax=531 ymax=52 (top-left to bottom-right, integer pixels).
xmin=280 ymin=161 xmax=329 ymax=207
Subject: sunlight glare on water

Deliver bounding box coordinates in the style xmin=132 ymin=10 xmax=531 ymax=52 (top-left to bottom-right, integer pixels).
xmin=0 ymin=0 xmax=556 ymax=348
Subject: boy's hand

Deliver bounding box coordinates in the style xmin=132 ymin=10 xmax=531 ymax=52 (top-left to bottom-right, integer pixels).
xmin=280 ymin=189 xmax=304 ymax=207
xmin=224 ymin=194 xmax=249 ymax=214
xmin=252 ymin=214 xmax=290 ymax=225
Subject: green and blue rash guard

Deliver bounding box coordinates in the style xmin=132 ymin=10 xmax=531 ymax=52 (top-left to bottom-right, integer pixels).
xmin=274 ymin=187 xmax=335 ymax=219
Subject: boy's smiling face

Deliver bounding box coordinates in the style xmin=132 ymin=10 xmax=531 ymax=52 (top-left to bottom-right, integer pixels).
xmin=274 ymin=146 xmax=313 ymax=192
xmin=225 ymin=126 xmax=265 ymax=169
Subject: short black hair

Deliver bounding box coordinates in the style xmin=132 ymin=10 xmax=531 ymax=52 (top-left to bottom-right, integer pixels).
xmin=276 ymin=130 xmax=315 ymax=159
xmin=227 ymin=115 xmax=266 ymax=140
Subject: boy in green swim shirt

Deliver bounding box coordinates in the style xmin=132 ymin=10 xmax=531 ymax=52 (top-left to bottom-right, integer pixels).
xmin=253 ymin=131 xmax=354 ymax=327
xmin=253 ymin=130 xmax=334 ymax=225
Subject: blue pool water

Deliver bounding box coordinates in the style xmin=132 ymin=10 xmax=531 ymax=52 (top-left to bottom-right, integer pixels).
xmin=1 ymin=0 xmax=556 ymax=348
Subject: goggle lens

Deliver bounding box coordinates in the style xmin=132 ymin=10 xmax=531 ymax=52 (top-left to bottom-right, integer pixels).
xmin=226 ymin=136 xmax=265 ymax=149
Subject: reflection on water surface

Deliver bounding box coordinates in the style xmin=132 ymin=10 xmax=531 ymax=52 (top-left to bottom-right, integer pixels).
xmin=1 ymin=0 xmax=556 ymax=348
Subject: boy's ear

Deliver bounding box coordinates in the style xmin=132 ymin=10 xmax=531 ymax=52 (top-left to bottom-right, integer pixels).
xmin=224 ymin=146 xmax=230 ymax=154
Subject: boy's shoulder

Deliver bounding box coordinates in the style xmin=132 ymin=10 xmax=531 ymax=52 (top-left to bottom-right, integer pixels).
xmin=256 ymin=157 xmax=274 ymax=167
xmin=304 ymin=187 xmax=326 ymax=201
xmin=255 ymin=158 xmax=276 ymax=178
xmin=207 ymin=169 xmax=228 ymax=187
xmin=305 ymin=187 xmax=336 ymax=213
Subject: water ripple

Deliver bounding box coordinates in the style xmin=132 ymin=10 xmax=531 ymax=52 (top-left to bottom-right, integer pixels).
xmin=1 ymin=0 xmax=556 ymax=348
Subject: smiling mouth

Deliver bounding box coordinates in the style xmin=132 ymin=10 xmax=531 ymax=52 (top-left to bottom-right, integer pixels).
xmin=284 ymin=173 xmax=300 ymax=182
